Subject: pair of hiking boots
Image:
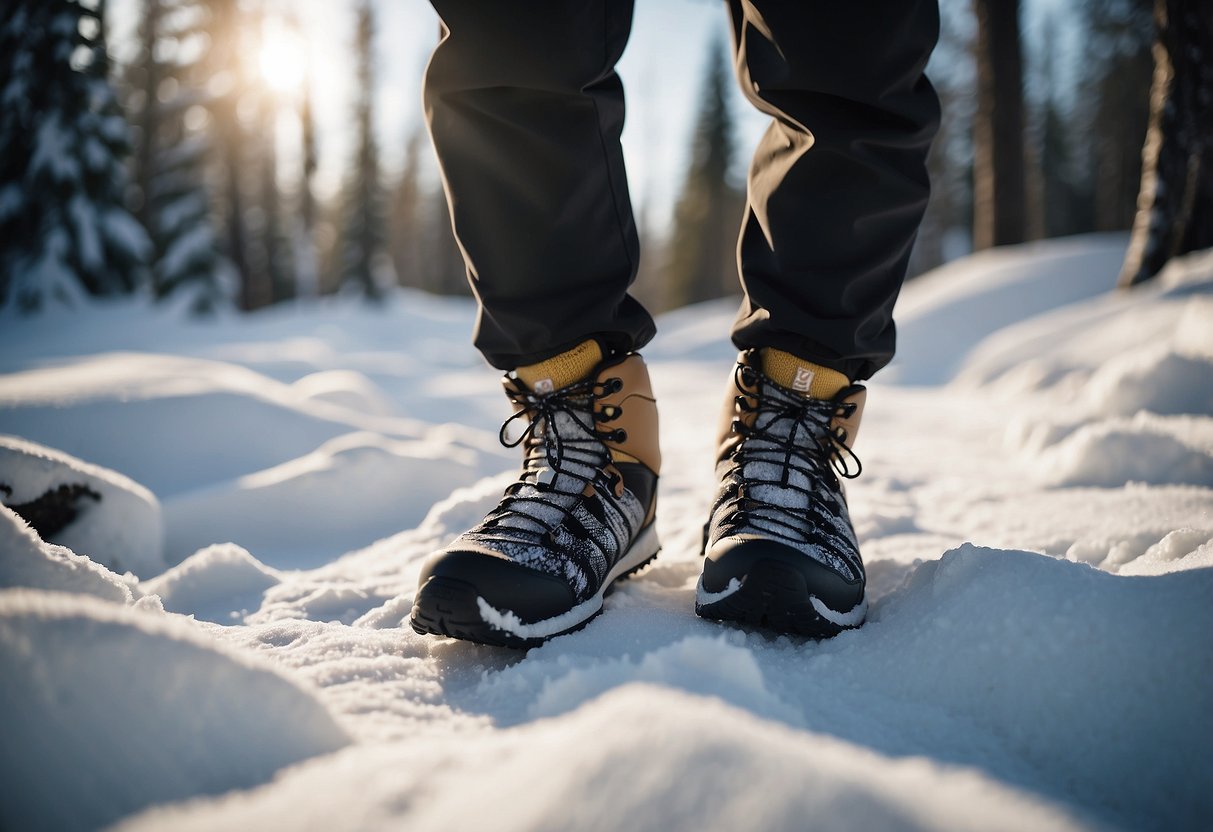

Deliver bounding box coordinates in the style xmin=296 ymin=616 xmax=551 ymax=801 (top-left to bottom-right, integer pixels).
xmin=410 ymin=341 xmax=868 ymax=648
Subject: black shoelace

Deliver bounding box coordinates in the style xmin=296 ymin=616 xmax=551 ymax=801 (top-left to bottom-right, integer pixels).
xmin=718 ymin=362 xmax=862 ymax=542
xmin=477 ymin=375 xmax=628 ymax=546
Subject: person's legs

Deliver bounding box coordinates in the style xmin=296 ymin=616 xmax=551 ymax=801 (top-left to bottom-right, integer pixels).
xmin=726 ymin=0 xmax=941 ymax=381
xmin=424 ymin=0 xmax=654 ymax=370
xmin=697 ymin=1 xmax=940 ymax=637
xmin=413 ymin=1 xmax=661 ymax=647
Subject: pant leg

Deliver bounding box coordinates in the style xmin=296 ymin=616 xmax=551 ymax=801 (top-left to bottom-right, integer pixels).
xmin=726 ymin=0 xmax=941 ymax=381
xmin=424 ymin=0 xmax=654 ymax=370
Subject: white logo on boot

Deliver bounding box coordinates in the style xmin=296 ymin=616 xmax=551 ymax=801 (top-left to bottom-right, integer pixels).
xmin=792 ymin=366 xmax=815 ymax=393
xmin=533 ymin=378 xmax=554 ymax=395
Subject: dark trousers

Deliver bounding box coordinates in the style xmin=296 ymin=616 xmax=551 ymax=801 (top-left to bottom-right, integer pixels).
xmin=425 ymin=1 xmax=940 ymax=381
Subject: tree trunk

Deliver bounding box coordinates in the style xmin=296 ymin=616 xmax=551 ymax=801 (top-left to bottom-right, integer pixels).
xmin=972 ymin=0 xmax=1027 ymax=250
xmin=1120 ymin=0 xmax=1213 ymax=287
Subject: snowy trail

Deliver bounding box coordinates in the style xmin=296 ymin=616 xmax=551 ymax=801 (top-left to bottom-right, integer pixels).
xmin=2 ymin=236 xmax=1212 ymax=831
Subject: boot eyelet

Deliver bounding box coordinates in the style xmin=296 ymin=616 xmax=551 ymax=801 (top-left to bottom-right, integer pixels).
xmin=597 ymin=405 xmax=622 ymax=422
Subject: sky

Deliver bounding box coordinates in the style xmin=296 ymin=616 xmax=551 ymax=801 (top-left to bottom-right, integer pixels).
xmin=108 ymin=0 xmax=1073 ymax=235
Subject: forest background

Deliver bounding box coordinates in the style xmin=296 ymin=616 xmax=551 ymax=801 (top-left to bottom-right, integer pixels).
xmin=0 ymin=0 xmax=1188 ymax=316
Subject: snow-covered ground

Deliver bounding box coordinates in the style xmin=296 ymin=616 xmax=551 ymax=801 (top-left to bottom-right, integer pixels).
xmin=2 ymin=234 xmax=1211 ymax=831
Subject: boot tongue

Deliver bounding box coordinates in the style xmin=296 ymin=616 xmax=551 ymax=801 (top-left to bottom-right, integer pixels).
xmin=516 ymin=339 xmax=603 ymax=394
xmin=759 ymin=348 xmax=848 ymax=400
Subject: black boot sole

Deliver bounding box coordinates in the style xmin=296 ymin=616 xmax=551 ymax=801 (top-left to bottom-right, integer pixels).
xmin=695 ymin=558 xmax=865 ymax=639
xmin=410 ymin=538 xmax=660 ymax=649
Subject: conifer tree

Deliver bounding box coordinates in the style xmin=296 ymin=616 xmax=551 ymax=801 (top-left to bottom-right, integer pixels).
xmin=338 ymin=0 xmax=390 ymax=300
xmin=664 ymin=38 xmax=745 ymax=310
xmin=1080 ymin=0 xmax=1154 ymax=234
xmin=248 ymin=14 xmax=291 ymax=307
xmin=202 ymin=0 xmax=258 ymax=309
xmin=389 ymin=131 xmax=424 ymax=291
xmin=1034 ymin=21 xmax=1085 ymax=240
xmin=972 ymin=0 xmax=1027 ymax=249
xmin=126 ymin=0 xmax=228 ymax=312
xmin=1120 ymin=0 xmax=1213 ymax=286
xmin=422 ymin=183 xmax=472 ymax=296
xmin=294 ymin=63 xmax=320 ymax=298
xmin=0 ymin=0 xmax=149 ymax=312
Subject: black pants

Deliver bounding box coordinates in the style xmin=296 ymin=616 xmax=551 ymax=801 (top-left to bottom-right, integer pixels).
xmin=425 ymin=1 xmax=940 ymax=381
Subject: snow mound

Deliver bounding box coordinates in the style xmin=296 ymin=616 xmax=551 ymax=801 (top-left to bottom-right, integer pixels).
xmin=0 ymin=504 xmax=132 ymax=604
xmin=523 ymin=635 xmax=804 ymax=727
xmin=415 ymin=470 xmax=515 ymax=541
xmin=1084 ymin=347 xmax=1213 ymax=418
xmin=429 ymin=544 xmax=1212 ymax=830
xmin=0 ymin=352 xmax=430 ymax=497
xmin=1116 ymin=528 xmax=1213 ymax=576
xmin=888 ymin=234 xmax=1127 ymax=384
xmin=0 ymin=434 xmax=163 ymax=576
xmin=120 ymin=685 xmax=1085 ymax=832
xmin=291 ymin=370 xmax=398 ymax=417
xmin=1033 ymin=413 xmax=1213 ymax=488
xmin=858 ymin=544 xmax=1213 ymax=829
xmin=162 ymin=431 xmax=484 ymax=567
xmin=954 ymin=256 xmax=1213 ymax=396
xmin=0 ymin=590 xmax=348 ymax=832
xmin=142 ymin=543 xmax=281 ymax=624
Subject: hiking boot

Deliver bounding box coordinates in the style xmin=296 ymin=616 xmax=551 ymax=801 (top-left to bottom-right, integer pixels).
xmin=411 ymin=340 xmax=661 ymax=648
xmin=696 ymin=348 xmax=867 ymax=637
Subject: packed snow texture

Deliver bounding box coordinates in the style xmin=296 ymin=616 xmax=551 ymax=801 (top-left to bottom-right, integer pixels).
xmin=0 ymin=434 xmax=164 ymax=576
xmin=0 ymin=590 xmax=348 ymax=832
xmin=1 ymin=235 xmax=1211 ymax=831
xmin=0 ymin=504 xmax=132 ymax=604
xmin=142 ymin=543 xmax=281 ymax=624
xmin=0 ymin=434 xmax=163 ymax=577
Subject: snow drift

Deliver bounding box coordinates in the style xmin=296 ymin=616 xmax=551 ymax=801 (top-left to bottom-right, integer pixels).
xmin=0 ymin=503 xmax=133 ymax=603
xmin=0 ymin=234 xmax=1210 ymax=831
xmin=0 ymin=590 xmax=349 ymax=832
xmin=0 ymin=434 xmax=163 ymax=576
xmin=120 ymin=685 xmax=1089 ymax=832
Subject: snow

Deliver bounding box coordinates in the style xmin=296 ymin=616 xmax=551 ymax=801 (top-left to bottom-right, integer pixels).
xmin=0 ymin=434 xmax=164 ymax=576
xmin=119 ymin=686 xmax=1089 ymax=832
xmin=142 ymin=543 xmax=281 ymax=624
xmin=886 ymin=233 xmax=1131 ymax=385
xmin=291 ymin=369 xmax=400 ymax=416
xmin=0 ymin=590 xmax=348 ymax=831
xmin=1 ymin=234 xmax=1211 ymax=830
xmin=1031 ymin=413 xmax=1213 ymax=488
xmin=161 ymin=429 xmax=483 ymax=567
xmin=0 ymin=504 xmax=132 ymax=604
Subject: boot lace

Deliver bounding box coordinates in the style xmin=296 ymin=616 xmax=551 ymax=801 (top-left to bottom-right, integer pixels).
xmin=718 ymin=360 xmax=861 ymax=543
xmin=476 ymin=374 xmax=629 ymax=547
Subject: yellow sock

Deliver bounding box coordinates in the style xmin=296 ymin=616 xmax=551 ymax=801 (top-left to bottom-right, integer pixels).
xmin=516 ymin=340 xmax=603 ymax=394
xmin=760 ymin=348 xmax=849 ymax=399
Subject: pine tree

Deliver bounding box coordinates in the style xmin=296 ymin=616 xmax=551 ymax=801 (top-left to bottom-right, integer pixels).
xmin=1081 ymin=0 xmax=1154 ymax=234
xmin=0 ymin=0 xmax=149 ymax=312
xmin=293 ymin=62 xmax=320 ymax=298
xmin=1034 ymin=19 xmax=1082 ymax=239
xmin=972 ymin=0 xmax=1027 ymax=249
xmin=663 ymin=38 xmax=745 ymax=310
xmin=1119 ymin=0 xmax=1213 ymax=286
xmin=248 ymin=12 xmax=291 ymax=307
xmin=389 ymin=131 xmax=425 ymax=290
xmin=338 ymin=0 xmax=390 ymax=300
xmin=908 ymin=3 xmax=976 ymax=276
xmin=421 ymin=183 xmax=472 ymax=296
xmin=126 ymin=0 xmax=228 ymax=313
xmin=202 ymin=0 xmax=259 ymax=310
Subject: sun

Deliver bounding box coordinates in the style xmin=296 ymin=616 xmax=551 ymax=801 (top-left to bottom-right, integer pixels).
xmin=259 ymin=28 xmax=306 ymax=96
